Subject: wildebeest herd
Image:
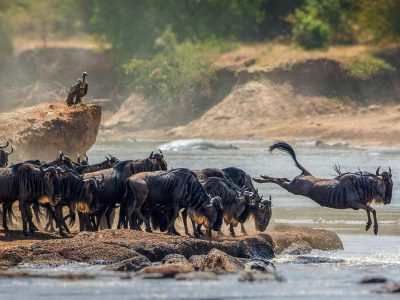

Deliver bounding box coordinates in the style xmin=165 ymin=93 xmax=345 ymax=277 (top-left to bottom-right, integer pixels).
xmin=0 ymin=140 xmax=392 ymax=238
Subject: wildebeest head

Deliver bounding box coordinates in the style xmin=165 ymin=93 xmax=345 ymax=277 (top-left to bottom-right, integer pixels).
xmin=149 ymin=150 xmax=167 ymax=170
xmin=251 ymin=195 xmax=272 ymax=232
xmin=40 ymin=165 xmax=62 ymax=203
xmin=209 ymin=196 xmax=223 ymax=231
xmin=77 ymin=153 xmax=89 ymax=166
xmin=84 ymin=178 xmax=101 ymax=212
xmin=374 ymin=167 xmax=393 ymax=205
xmin=0 ymin=141 xmax=13 ymax=167
xmin=105 ymin=154 xmax=120 ymax=166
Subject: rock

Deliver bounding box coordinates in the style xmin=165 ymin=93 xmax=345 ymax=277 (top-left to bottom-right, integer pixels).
xmin=162 ymin=254 xmax=188 ymax=265
xmin=240 ymin=260 xmax=282 ymax=282
xmin=243 ymin=260 xmax=276 ymax=273
xmin=0 ymin=103 xmax=101 ymax=161
xmin=374 ymin=283 xmax=400 ymax=293
xmin=138 ymin=263 xmax=195 ymax=279
xmin=239 ymin=270 xmax=280 ymax=282
xmin=188 ymin=255 xmax=207 ymax=271
xmin=361 ymin=276 xmax=388 ymax=284
xmin=282 ymin=241 xmax=312 ymax=255
xmin=201 ymin=249 xmax=247 ymax=274
xmin=105 ymin=254 xmax=151 ymax=272
xmin=175 ymin=271 xmax=218 ymax=281
xmin=269 ymin=224 xmax=343 ymax=254
xmin=0 ymin=227 xmax=341 ymax=268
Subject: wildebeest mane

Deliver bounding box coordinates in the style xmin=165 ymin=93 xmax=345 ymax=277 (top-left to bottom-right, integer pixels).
xmin=13 ymin=163 xmax=52 ymax=196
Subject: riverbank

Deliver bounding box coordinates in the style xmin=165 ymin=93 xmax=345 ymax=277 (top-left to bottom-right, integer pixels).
xmin=0 ymin=225 xmax=342 ymax=270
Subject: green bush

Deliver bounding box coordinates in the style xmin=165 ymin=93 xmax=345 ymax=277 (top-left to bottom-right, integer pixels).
xmin=124 ymin=33 xmax=233 ymax=107
xmin=291 ymin=6 xmax=331 ymax=49
xmin=343 ymin=55 xmax=396 ymax=80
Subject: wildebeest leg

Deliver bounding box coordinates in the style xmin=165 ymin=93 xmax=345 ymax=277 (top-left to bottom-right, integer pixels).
xmin=105 ymin=206 xmax=113 ymax=229
xmin=370 ymin=207 xmax=378 ymax=235
xmin=43 ymin=203 xmax=67 ymax=237
xmin=26 ymin=204 xmax=38 ymax=235
xmin=351 ymin=202 xmax=376 ymax=234
xmin=166 ymin=204 xmax=180 ymax=235
xmin=365 ymin=209 xmax=372 ymax=231
xmin=240 ymin=223 xmax=248 ymax=236
xmin=55 ymin=204 xmax=70 ymax=234
xmin=2 ymin=202 xmax=9 ymax=235
xmin=18 ymin=200 xmax=29 ymax=237
xmin=181 ymin=209 xmax=190 ymax=236
xmin=229 ymin=224 xmax=236 ymax=237
xmin=94 ymin=206 xmax=107 ymax=231
xmin=79 ymin=212 xmax=85 ymax=231
xmin=253 ymin=175 xmax=290 ymax=185
xmin=191 ymin=219 xmax=200 ymax=238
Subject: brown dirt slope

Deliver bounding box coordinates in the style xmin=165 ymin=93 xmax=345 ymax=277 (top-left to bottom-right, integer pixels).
xmin=0 ymin=103 xmax=101 ymax=162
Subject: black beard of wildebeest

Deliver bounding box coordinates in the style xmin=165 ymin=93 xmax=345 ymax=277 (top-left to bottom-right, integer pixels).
xmin=122 ymin=168 xmax=223 ymax=236
xmin=83 ymin=151 xmax=167 ymax=230
xmin=49 ymin=166 xmax=101 ymax=235
xmin=253 ymin=141 xmax=393 ymax=235
xmin=0 ymin=141 xmax=13 ymax=168
xmin=194 ymin=168 xmax=272 ymax=235
xmin=0 ymin=163 xmax=63 ymax=236
xmin=183 ymin=176 xmax=248 ymax=237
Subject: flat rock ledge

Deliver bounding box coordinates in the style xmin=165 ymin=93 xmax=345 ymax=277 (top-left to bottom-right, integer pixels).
xmin=0 ymin=225 xmax=343 ymax=272
xmin=0 ymin=103 xmax=101 ymax=161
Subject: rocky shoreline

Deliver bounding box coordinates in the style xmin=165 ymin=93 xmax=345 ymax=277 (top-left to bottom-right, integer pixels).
xmin=0 ymin=225 xmax=343 ymax=279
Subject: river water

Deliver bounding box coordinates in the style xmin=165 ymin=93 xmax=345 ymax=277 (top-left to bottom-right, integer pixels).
xmin=1 ymin=138 xmax=399 ymax=299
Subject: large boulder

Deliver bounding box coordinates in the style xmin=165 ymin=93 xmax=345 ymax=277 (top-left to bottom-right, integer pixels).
xmin=0 ymin=103 xmax=101 ymax=161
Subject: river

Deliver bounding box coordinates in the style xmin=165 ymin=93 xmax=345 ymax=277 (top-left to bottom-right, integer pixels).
xmin=1 ymin=138 xmax=399 ymax=299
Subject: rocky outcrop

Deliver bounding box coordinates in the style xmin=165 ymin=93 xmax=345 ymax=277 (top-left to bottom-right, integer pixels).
xmin=0 ymin=225 xmax=343 ymax=269
xmin=0 ymin=103 xmax=101 ymax=162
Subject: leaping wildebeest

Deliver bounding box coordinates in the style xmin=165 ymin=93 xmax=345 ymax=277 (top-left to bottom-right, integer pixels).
xmin=253 ymin=141 xmax=393 ymax=235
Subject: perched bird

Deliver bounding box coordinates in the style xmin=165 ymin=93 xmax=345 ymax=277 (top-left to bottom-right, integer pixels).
xmin=66 ymin=72 xmax=88 ymax=106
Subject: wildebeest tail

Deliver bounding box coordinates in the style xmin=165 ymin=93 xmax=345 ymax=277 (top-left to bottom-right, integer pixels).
xmin=269 ymin=141 xmax=310 ymax=175
xmin=31 ymin=203 xmax=43 ymax=226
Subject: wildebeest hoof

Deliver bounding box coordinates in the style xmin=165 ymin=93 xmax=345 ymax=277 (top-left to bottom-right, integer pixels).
xmin=145 ymin=228 xmax=152 ymax=233
xmin=365 ymin=222 xmax=372 ymax=231
xmin=373 ymin=226 xmax=378 ymax=235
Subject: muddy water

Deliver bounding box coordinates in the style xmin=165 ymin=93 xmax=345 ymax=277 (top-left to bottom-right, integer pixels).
xmin=2 ymin=139 xmax=400 ymax=299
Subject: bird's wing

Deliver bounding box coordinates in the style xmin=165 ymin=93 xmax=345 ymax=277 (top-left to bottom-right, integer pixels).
xmin=83 ymin=83 xmax=88 ymax=96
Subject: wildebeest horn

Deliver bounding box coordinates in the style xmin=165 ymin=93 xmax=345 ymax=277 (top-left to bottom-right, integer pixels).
xmin=40 ymin=165 xmax=56 ymax=173
xmin=59 ymin=151 xmax=64 ymax=160
xmin=105 ymin=156 xmax=110 ymax=162
xmin=77 ymin=153 xmax=81 ymax=163
xmin=85 ymin=154 xmax=89 ymax=161
xmin=376 ymin=166 xmax=381 ymax=175
xmin=159 ymin=149 xmax=163 ymax=157
xmin=4 ymin=145 xmax=13 ymax=154
xmin=149 ymin=151 xmax=154 ymax=158
xmin=389 ymin=167 xmax=392 ymax=174
xmin=0 ymin=141 xmax=9 ymax=149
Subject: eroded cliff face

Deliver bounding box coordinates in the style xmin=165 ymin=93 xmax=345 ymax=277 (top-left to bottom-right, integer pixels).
xmin=0 ymin=103 xmax=101 ymax=162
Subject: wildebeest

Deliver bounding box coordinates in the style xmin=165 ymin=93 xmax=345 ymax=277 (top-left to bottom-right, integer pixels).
xmin=194 ymin=168 xmax=272 ymax=235
xmin=0 ymin=163 xmax=62 ymax=236
xmin=222 ymin=167 xmax=272 ymax=234
xmin=77 ymin=153 xmax=89 ymax=166
xmin=0 ymin=141 xmax=13 ymax=168
xmin=51 ymin=167 xmax=101 ymax=235
xmin=253 ymin=141 xmax=393 ymax=235
xmin=83 ymin=151 xmax=168 ymax=230
xmin=123 ymin=168 xmax=223 ymax=236
xmin=187 ymin=176 xmax=249 ymax=237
